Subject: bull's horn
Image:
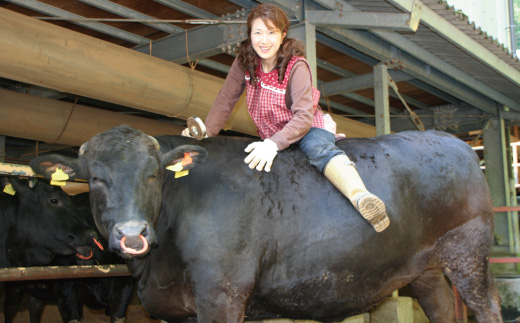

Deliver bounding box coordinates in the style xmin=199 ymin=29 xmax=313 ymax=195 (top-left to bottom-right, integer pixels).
xmin=148 ymin=136 xmax=160 ymax=151
xmin=79 ymin=142 xmax=88 ymax=156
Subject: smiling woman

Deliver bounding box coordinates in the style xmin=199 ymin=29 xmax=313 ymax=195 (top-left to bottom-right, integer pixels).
xmin=183 ymin=3 xmax=390 ymax=232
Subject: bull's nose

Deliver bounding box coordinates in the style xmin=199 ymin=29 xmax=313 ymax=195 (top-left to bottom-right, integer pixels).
xmin=112 ymin=220 xmax=156 ymax=254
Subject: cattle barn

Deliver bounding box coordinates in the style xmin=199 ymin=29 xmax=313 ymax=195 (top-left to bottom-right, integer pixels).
xmin=1 ymin=0 xmax=520 ymax=322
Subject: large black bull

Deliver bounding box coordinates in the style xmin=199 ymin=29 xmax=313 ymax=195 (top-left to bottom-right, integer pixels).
xmin=30 ymin=125 xmax=502 ymax=322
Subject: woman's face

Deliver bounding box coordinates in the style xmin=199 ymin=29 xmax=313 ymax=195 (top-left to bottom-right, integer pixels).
xmin=250 ymin=18 xmax=285 ymax=68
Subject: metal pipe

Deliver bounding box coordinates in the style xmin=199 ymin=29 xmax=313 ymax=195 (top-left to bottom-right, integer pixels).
xmin=0 ymin=265 xmax=130 ymax=282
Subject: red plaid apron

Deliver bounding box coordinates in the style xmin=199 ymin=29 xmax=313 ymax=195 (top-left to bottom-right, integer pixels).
xmin=245 ymin=56 xmax=325 ymax=140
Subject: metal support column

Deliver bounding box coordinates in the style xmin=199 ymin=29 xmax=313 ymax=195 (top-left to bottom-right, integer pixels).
xmin=483 ymin=117 xmax=520 ymax=254
xmin=288 ymin=22 xmax=317 ymax=85
xmin=374 ymin=63 xmax=391 ymax=135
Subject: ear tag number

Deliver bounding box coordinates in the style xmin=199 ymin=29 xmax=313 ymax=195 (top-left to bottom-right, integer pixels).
xmin=51 ymin=167 xmax=69 ymax=186
xmin=166 ymin=160 xmax=190 ymax=179
xmin=3 ymin=184 xmax=16 ymax=195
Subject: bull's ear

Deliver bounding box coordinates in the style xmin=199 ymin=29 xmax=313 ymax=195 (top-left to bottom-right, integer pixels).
xmin=30 ymin=155 xmax=81 ymax=181
xmin=8 ymin=178 xmax=31 ymax=195
xmin=162 ymin=145 xmax=208 ymax=171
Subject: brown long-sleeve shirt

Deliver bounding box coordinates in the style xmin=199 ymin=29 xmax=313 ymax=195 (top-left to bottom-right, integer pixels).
xmin=205 ymin=57 xmax=317 ymax=151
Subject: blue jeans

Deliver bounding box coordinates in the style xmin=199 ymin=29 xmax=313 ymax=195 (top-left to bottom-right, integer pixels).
xmin=298 ymin=127 xmax=345 ymax=173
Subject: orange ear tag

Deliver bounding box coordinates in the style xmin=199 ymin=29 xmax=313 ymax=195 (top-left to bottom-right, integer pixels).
xmin=181 ymin=153 xmax=193 ymax=166
xmin=3 ymin=184 xmax=16 ymax=195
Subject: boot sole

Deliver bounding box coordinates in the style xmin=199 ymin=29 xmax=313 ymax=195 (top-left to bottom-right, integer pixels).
xmin=357 ymin=194 xmax=390 ymax=232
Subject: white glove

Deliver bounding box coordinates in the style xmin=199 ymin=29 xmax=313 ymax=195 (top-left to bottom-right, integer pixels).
xmin=181 ymin=128 xmax=192 ymax=137
xmin=244 ymin=139 xmax=278 ymax=172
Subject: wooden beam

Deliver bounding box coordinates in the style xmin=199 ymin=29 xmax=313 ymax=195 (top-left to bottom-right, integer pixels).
xmin=0 ymin=7 xmax=375 ymax=139
xmin=0 ymin=89 xmax=183 ymax=146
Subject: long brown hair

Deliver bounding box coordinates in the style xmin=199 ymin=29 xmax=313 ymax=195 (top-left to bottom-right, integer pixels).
xmin=237 ymin=3 xmax=305 ymax=86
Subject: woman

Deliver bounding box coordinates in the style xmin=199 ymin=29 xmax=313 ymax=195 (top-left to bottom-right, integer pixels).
xmin=183 ymin=3 xmax=389 ymax=232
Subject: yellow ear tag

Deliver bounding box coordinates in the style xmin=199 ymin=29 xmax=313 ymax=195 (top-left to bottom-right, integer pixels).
xmin=52 ymin=168 xmax=69 ymax=181
xmin=166 ymin=161 xmax=190 ymax=178
xmin=3 ymin=184 xmax=16 ymax=195
xmin=50 ymin=168 xmax=69 ymax=186
xmin=50 ymin=180 xmax=67 ymax=186
xmin=166 ymin=161 xmax=184 ymax=173
xmin=174 ymin=169 xmax=189 ymax=178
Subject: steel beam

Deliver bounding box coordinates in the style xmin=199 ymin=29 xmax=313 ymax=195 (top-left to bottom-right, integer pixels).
xmin=6 ymin=0 xmax=150 ymax=45
xmin=318 ymin=27 xmax=498 ymax=114
xmin=133 ymin=12 xmax=248 ymax=63
xmin=78 ymin=0 xmax=183 ymax=34
xmin=374 ymin=64 xmax=391 ymax=135
xmin=390 ymin=104 xmax=490 ymax=132
xmin=483 ymin=117 xmax=520 ymax=254
xmin=321 ymin=71 xmax=413 ymax=96
xmin=312 ymin=0 xmax=520 ymax=112
xmin=388 ymin=0 xmax=520 ymax=88
xmin=288 ymin=23 xmax=318 ymax=85
xmin=153 ymin=0 xmax=218 ymax=19
xmin=306 ymin=10 xmax=418 ymax=32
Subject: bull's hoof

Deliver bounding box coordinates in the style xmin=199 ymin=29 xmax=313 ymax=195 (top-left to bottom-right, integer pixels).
xmin=356 ymin=193 xmax=390 ymax=232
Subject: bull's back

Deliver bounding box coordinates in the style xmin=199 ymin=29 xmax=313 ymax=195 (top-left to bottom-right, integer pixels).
xmin=155 ymin=131 xmax=492 ymax=318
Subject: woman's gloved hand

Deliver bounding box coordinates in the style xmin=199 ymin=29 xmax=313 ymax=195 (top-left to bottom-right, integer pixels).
xmin=244 ymin=139 xmax=278 ymax=172
xmin=181 ymin=128 xmax=192 ymax=137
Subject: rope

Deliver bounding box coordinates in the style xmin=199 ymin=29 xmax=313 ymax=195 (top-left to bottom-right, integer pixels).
xmin=388 ymin=76 xmax=425 ymax=131
xmin=319 ymin=82 xmax=333 ymax=114
xmin=50 ymin=96 xmax=78 ymax=143
xmin=469 ymin=119 xmax=491 ymax=147
xmin=168 ymin=30 xmax=197 ymax=118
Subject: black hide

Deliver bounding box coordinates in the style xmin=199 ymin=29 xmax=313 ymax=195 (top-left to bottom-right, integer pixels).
xmin=30 ymin=125 xmax=502 ymax=323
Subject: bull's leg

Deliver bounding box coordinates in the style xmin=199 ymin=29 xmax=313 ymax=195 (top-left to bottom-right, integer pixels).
xmin=108 ymin=276 xmax=135 ymax=322
xmin=4 ymin=283 xmax=23 ymax=323
xmin=28 ymin=295 xmax=45 ymax=323
xmin=438 ymin=218 xmax=502 ymax=323
xmin=194 ymin=285 xmax=250 ymax=323
xmin=409 ymin=268 xmax=455 ymax=323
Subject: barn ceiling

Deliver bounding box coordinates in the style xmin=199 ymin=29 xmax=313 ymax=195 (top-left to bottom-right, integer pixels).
xmin=1 ymin=0 xmax=520 ymax=164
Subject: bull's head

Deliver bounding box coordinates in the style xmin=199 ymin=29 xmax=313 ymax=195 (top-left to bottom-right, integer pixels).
xmin=30 ymin=125 xmax=208 ymax=258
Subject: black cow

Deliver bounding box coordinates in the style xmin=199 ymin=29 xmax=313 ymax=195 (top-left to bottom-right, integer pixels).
xmin=30 ymin=125 xmax=502 ymax=323
xmin=0 ymin=177 xmax=96 ymax=322
xmin=21 ymin=193 xmax=135 ymax=323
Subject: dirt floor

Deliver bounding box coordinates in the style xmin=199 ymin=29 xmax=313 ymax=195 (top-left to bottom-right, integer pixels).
xmin=0 ymin=304 xmax=159 ymax=323
xmin=0 ymin=282 xmax=159 ymax=323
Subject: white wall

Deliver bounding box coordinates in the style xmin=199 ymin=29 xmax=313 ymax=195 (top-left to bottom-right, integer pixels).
xmin=446 ymin=0 xmax=514 ymax=51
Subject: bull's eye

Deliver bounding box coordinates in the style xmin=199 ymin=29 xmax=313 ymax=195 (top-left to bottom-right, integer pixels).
xmin=49 ymin=198 xmax=59 ymax=205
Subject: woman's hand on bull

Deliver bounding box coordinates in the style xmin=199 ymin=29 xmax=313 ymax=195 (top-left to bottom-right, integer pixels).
xmin=244 ymin=139 xmax=279 ymax=172
xmin=181 ymin=128 xmax=193 ymax=137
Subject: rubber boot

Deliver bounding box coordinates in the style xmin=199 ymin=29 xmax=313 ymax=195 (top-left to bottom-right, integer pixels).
xmin=324 ymin=155 xmax=390 ymax=232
